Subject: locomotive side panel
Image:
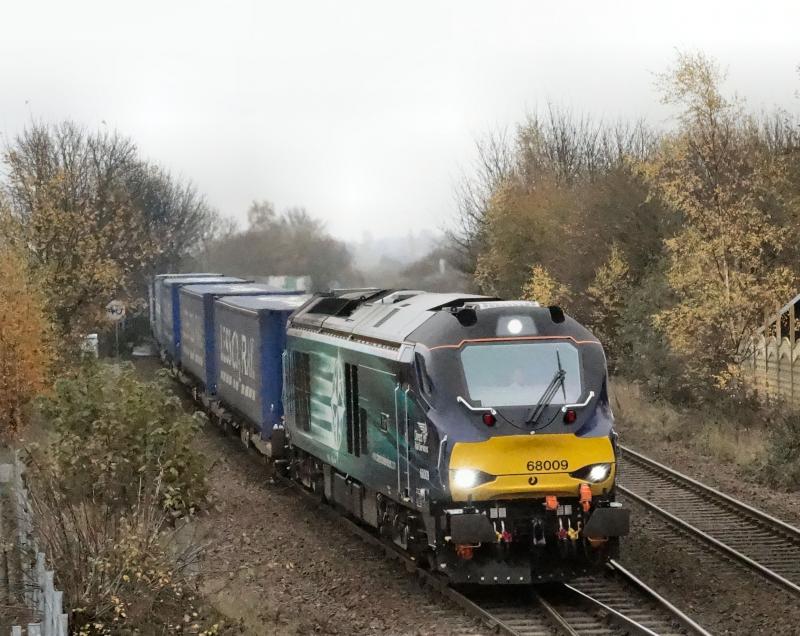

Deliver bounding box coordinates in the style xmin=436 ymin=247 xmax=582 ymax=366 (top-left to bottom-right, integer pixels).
xmin=284 ymin=332 xmax=429 ymax=506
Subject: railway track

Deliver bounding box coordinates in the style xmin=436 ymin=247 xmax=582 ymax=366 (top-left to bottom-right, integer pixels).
xmin=618 ymin=445 xmax=800 ymax=596
xmin=471 ymin=560 xmax=709 ymax=635
xmin=273 ymin=446 xmax=710 ymax=635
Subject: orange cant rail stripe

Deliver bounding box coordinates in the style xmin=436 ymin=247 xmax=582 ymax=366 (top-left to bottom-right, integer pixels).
xmin=427 ymin=335 xmax=603 ymax=351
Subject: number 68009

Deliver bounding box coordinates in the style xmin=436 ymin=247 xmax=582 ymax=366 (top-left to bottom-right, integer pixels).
xmin=526 ymin=459 xmax=568 ymax=472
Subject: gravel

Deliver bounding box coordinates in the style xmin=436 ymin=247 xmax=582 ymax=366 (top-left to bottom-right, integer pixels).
xmin=189 ymin=428 xmax=488 ymax=636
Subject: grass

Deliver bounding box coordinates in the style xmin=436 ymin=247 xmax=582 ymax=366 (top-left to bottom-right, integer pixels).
xmin=610 ymin=379 xmax=768 ymax=469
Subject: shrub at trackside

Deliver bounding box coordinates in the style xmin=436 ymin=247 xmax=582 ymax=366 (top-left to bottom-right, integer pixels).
xmin=39 ymin=362 xmax=208 ymax=515
xmin=25 ymin=362 xmax=220 ymax=634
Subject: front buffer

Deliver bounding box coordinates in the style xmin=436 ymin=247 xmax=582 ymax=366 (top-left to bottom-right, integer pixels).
xmin=435 ymin=434 xmax=630 ymax=584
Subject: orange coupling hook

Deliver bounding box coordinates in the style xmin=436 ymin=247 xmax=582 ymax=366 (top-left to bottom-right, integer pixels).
xmin=455 ymin=545 xmax=474 ymax=560
xmin=545 ymin=495 xmax=558 ymax=511
xmin=579 ymin=483 xmax=592 ymax=513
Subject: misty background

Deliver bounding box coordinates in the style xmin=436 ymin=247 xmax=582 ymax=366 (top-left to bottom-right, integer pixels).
xmin=2 ymin=2 xmax=798 ymax=245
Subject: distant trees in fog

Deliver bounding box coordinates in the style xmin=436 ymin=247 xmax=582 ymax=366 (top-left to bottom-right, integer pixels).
xmin=198 ymin=199 xmax=358 ymax=291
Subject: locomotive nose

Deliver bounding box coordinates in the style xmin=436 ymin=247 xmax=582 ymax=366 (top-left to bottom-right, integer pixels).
xmin=448 ymin=433 xmax=616 ymax=502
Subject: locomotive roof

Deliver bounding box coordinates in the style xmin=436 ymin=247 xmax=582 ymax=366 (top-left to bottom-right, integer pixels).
xmin=289 ymin=290 xmax=600 ymax=356
xmin=162 ymin=276 xmax=248 ymax=288
xmin=217 ymin=293 xmax=312 ymax=315
xmin=155 ymin=272 xmax=221 ymax=280
xmin=289 ymin=290 xmax=495 ymax=345
xmin=180 ymin=282 xmax=282 ymax=297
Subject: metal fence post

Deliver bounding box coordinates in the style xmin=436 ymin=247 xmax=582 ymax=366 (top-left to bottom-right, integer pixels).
xmin=8 ymin=452 xmax=69 ymax=636
xmin=790 ymin=303 xmax=796 ymax=405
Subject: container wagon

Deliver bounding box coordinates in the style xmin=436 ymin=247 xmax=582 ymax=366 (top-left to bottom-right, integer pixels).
xmin=154 ymin=275 xmax=249 ymax=362
xmin=210 ymin=293 xmax=311 ymax=454
xmin=178 ymin=282 xmax=300 ymax=394
xmin=150 ymin=273 xmax=221 ymax=333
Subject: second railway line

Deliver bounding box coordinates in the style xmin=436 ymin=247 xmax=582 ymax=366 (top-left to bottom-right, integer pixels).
xmin=617 ymin=445 xmax=800 ymax=596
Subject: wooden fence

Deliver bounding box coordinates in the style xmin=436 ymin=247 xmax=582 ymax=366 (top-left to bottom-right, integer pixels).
xmin=7 ymin=452 xmax=68 ymax=636
xmin=740 ymin=292 xmax=800 ymax=406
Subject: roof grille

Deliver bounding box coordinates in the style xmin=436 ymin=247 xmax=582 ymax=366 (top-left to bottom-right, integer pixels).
xmin=372 ymin=308 xmax=400 ymax=328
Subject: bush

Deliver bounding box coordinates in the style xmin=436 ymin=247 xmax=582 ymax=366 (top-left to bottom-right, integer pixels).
xmin=39 ymin=362 xmax=207 ymax=515
xmin=27 ymin=463 xmax=220 ymax=635
xmin=25 ymin=361 xmax=219 ymax=633
xmin=755 ymin=409 xmax=800 ymax=490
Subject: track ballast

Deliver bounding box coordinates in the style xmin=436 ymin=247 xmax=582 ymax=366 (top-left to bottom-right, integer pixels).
xmin=618 ymin=445 xmax=800 ymax=596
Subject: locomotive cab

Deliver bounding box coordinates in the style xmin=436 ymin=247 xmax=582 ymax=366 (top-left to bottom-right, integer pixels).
xmin=407 ymin=301 xmax=630 ymax=584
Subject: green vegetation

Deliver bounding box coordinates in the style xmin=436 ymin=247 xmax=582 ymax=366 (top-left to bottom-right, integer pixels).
xmin=26 ymin=362 xmax=215 ymax=634
xmin=39 ymin=363 xmax=207 ymax=514
xmin=758 ymin=415 xmax=800 ymax=489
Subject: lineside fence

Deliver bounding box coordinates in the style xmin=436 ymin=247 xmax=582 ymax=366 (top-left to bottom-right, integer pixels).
xmin=3 ymin=452 xmax=68 ymax=636
xmin=740 ymin=293 xmax=800 ymax=406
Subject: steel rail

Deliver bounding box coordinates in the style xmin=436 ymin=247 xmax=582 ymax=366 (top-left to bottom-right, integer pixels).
xmin=607 ymin=560 xmax=712 ymax=636
xmin=619 ymin=444 xmax=800 ymax=597
xmin=621 ymin=445 xmax=800 ymax=536
xmin=556 ymin=584 xmax=660 ymax=636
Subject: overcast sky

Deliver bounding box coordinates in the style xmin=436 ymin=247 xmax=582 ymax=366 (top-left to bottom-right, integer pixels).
xmin=1 ymin=1 xmax=798 ymax=239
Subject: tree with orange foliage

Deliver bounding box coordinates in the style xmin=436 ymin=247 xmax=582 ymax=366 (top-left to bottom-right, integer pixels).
xmin=0 ymin=245 xmax=53 ymax=441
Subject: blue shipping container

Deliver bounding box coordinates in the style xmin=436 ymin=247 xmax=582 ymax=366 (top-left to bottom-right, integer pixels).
xmin=179 ymin=283 xmax=303 ymax=392
xmin=157 ymin=276 xmax=248 ymax=359
xmin=214 ymin=294 xmax=311 ymax=438
xmin=151 ymin=273 xmax=220 ymax=341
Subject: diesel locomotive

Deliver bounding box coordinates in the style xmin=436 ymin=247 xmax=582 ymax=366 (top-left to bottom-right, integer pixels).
xmin=151 ymin=276 xmax=629 ymax=585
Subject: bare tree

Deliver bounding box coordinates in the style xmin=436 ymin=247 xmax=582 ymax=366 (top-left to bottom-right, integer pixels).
xmin=449 ymin=127 xmax=513 ymax=273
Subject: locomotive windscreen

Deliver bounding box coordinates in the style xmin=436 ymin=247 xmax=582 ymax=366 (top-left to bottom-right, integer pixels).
xmin=460 ymin=341 xmax=583 ymax=407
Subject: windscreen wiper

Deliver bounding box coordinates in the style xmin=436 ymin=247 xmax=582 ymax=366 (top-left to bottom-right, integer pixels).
xmin=525 ymin=351 xmax=566 ymax=427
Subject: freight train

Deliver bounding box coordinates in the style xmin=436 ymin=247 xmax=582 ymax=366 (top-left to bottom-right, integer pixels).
xmin=150 ymin=273 xmax=629 ymax=585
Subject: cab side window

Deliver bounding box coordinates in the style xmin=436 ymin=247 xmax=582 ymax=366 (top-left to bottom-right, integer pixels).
xmin=415 ymin=353 xmax=434 ymax=397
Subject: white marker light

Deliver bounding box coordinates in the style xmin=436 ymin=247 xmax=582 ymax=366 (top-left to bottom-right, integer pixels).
xmin=507 ymin=318 xmax=523 ymax=334
xmin=588 ymin=464 xmax=611 ymax=483
xmin=453 ymin=468 xmax=479 ymax=489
